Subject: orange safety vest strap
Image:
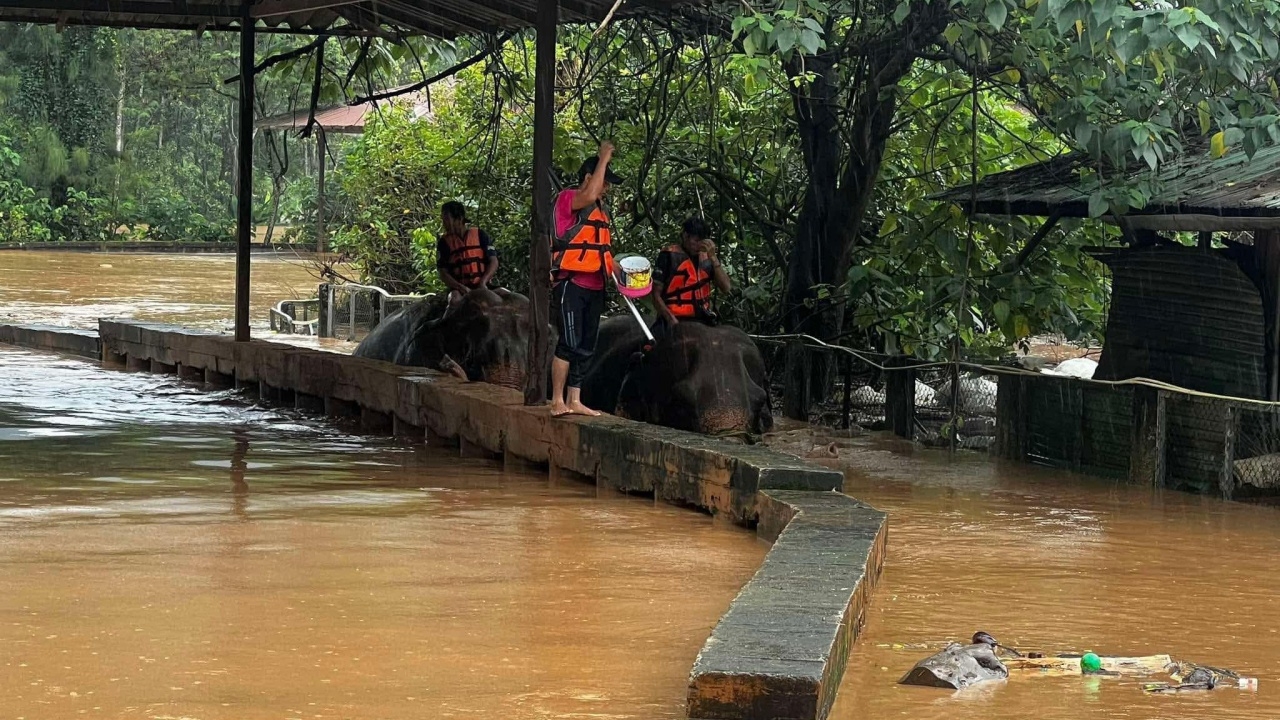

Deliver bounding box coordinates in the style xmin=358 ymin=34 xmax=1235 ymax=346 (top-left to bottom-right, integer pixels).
xmin=442 ymin=227 xmax=487 ymax=287
xmin=661 ymin=249 xmax=713 ymax=317
xmin=553 ymin=203 xmax=612 ymax=275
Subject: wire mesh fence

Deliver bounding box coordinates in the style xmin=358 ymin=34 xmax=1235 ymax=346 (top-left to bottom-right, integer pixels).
xmin=269 ymin=299 xmax=321 ymax=335
xmin=319 ymin=283 xmax=431 ymax=342
xmin=756 ymin=334 xmax=1280 ymax=498
xmin=756 ymin=339 xmax=1001 ymax=450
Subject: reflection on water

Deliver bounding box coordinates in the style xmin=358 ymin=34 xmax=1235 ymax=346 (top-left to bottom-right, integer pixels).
xmin=0 ymin=346 xmax=765 ymax=719
xmin=822 ymin=436 xmax=1280 ymax=719
xmin=0 ymin=250 xmax=320 ymax=331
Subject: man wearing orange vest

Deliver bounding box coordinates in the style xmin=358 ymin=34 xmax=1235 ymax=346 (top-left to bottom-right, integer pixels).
xmin=651 ymin=216 xmax=731 ymax=335
xmin=549 ymin=142 xmax=622 ymax=418
xmin=437 ymin=201 xmax=498 ymax=307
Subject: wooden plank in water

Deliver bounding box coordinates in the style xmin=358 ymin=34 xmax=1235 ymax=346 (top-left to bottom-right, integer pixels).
xmin=1005 ymin=654 xmax=1172 ymax=677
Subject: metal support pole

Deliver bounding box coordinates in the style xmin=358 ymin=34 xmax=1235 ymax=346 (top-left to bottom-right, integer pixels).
xmin=316 ymin=127 xmax=327 ymax=254
xmin=841 ymin=353 xmax=852 ymax=430
xmin=348 ymin=289 xmax=357 ymax=342
xmin=233 ymin=1 xmax=255 ymax=342
xmin=524 ymin=0 xmax=558 ymax=405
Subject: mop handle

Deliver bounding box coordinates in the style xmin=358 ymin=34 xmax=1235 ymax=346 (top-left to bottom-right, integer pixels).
xmin=622 ymin=294 xmax=656 ymax=344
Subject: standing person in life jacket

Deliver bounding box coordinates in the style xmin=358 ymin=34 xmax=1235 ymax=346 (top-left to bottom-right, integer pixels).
xmin=436 ymin=200 xmax=498 ymax=308
xmin=549 ymin=141 xmax=623 ymax=418
xmin=650 ymin=216 xmax=731 ymax=336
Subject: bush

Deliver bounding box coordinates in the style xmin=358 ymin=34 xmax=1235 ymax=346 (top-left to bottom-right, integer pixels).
xmin=132 ymin=195 xmax=233 ymax=243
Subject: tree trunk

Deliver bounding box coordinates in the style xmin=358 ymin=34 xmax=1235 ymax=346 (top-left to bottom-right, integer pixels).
xmin=113 ymin=70 xmax=125 ymax=232
xmin=780 ymin=53 xmax=913 ymax=418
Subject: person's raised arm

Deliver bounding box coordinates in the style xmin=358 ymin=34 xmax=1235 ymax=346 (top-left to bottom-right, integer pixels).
xmin=572 ymin=141 xmax=614 ymax=211
xmin=704 ymin=240 xmax=731 ymax=293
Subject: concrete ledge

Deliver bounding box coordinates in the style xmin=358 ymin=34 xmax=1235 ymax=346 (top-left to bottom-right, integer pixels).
xmin=688 ymin=491 xmax=887 ymax=720
xmin=93 ymin=320 xmax=884 ymax=720
xmin=0 ymin=323 xmax=101 ymax=360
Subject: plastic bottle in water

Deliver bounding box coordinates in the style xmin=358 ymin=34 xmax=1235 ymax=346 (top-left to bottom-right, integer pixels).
xmin=1238 ymin=677 xmax=1259 ymax=691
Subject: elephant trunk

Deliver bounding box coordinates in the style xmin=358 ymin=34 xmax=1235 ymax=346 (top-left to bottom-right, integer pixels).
xmin=483 ymin=363 xmax=527 ymax=391
xmin=698 ymin=405 xmax=752 ymax=435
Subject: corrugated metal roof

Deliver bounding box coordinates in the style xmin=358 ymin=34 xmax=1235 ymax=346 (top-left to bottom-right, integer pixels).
xmin=257 ymin=104 xmax=370 ymax=132
xmin=0 ymin=0 xmax=703 ymax=37
xmin=937 ymin=140 xmax=1280 ymax=220
xmin=257 ymin=84 xmax=437 ymax=132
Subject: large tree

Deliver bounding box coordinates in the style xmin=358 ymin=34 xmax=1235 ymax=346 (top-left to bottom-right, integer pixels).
xmin=728 ymin=0 xmax=1280 ymax=409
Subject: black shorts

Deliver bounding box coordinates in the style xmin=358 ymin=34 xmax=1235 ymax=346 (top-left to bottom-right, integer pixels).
xmin=554 ymin=280 xmax=605 ymax=385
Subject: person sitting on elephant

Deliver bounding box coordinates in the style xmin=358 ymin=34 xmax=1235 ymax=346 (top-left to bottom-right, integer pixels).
xmin=437 ymin=200 xmax=498 ymax=308
xmin=549 ymin=141 xmax=623 ymax=418
xmin=651 ymin=216 xmax=731 ymax=335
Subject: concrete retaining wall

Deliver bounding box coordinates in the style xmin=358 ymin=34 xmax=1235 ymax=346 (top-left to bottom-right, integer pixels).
xmin=12 ymin=319 xmax=886 ymax=720
xmin=0 ymin=323 xmax=101 ymax=359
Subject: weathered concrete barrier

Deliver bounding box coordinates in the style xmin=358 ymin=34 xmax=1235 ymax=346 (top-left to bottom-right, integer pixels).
xmin=689 ymin=491 xmax=887 ymax=720
xmin=88 ymin=319 xmax=886 ymax=720
xmin=0 ymin=323 xmax=101 ymax=360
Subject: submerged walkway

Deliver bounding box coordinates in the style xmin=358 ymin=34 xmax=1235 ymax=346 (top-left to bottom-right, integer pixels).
xmin=0 ymin=320 xmax=887 ymax=720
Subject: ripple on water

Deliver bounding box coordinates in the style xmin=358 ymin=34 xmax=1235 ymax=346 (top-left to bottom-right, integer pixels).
xmin=0 ymin=331 xmax=743 ymax=720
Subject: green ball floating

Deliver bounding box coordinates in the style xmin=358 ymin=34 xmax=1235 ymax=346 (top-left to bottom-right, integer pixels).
xmin=1081 ymin=652 xmax=1102 ymax=673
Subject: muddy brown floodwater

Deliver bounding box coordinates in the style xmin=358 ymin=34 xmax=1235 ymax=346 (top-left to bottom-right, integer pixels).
xmin=800 ymin=433 xmax=1280 ymax=720
xmin=0 ymin=346 xmax=766 ymax=720
xmin=0 ymin=250 xmax=321 ymax=331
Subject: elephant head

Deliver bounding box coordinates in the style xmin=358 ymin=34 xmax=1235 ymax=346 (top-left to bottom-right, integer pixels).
xmin=354 ymin=288 xmax=537 ymax=391
xmin=585 ymin=318 xmax=773 ymax=436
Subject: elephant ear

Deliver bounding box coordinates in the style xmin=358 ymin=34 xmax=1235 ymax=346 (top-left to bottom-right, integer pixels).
xmin=394 ymin=311 xmax=443 ymax=366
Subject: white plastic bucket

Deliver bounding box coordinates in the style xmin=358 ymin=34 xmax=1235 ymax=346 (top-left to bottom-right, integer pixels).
xmin=618 ymin=256 xmax=652 ymax=290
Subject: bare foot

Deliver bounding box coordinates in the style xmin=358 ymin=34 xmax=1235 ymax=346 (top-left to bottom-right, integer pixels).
xmin=568 ymin=401 xmax=602 ymax=417
xmin=550 ymin=402 xmax=572 ymax=418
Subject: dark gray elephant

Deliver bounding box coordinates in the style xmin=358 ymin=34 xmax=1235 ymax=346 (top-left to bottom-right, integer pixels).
xmin=353 ymin=288 xmax=536 ymax=390
xmin=579 ymin=316 xmax=773 ymax=436
xmin=899 ymin=642 xmax=1009 ymax=690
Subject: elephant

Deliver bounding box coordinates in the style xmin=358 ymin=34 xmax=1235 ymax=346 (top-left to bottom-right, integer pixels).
xmin=899 ymin=641 xmax=1009 ymax=690
xmin=579 ymin=316 xmax=774 ymax=436
xmin=352 ymin=288 xmax=536 ymax=390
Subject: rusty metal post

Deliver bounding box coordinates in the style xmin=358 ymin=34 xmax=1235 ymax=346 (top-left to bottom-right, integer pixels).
xmin=841 ymin=353 xmax=851 ymax=430
xmin=316 ymin=126 xmax=327 ymax=253
xmin=233 ymin=0 xmax=255 ymax=342
xmin=524 ymin=0 xmax=558 ymax=405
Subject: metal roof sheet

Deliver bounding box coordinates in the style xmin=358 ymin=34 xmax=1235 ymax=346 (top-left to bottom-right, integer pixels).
xmin=0 ymin=0 xmax=704 ymax=37
xmin=937 ymin=140 xmax=1280 ymax=221
xmin=257 ymin=104 xmax=370 ymax=132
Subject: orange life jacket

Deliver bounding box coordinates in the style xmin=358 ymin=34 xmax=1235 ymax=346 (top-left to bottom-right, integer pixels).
xmin=661 ymin=245 xmax=713 ymax=318
xmin=442 ymin=227 xmax=487 ymax=289
xmin=553 ymin=202 xmax=614 ymax=277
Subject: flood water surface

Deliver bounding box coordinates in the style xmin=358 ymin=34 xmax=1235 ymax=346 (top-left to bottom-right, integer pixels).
xmin=0 ymin=250 xmax=319 ymax=331
xmin=822 ymin=436 xmax=1280 ymax=720
xmin=0 ymin=346 xmax=765 ymax=719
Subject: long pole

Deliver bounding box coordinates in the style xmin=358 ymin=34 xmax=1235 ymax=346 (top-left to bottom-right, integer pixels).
xmin=316 ymin=127 xmax=327 ymax=254
xmin=524 ymin=0 xmax=558 ymax=405
xmin=234 ymin=0 xmax=255 ymax=342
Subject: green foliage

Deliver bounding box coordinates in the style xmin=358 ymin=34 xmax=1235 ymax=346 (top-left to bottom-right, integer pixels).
xmin=129 ymin=196 xmax=233 ymax=243
xmin=0 ymin=136 xmax=55 ymax=243
xmin=852 ymin=64 xmax=1111 ymax=358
